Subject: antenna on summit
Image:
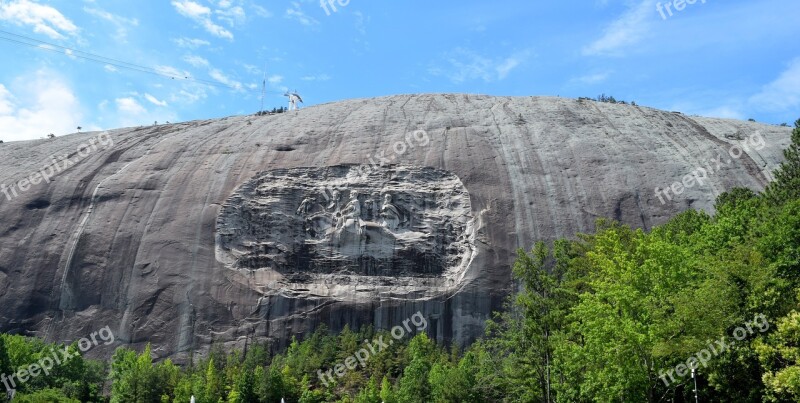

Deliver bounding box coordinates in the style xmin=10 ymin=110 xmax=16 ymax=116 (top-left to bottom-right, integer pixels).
xmin=259 ymin=64 xmax=267 ymax=115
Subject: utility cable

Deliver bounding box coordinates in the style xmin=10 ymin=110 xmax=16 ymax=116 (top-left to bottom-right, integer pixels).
xmin=0 ymin=29 xmax=288 ymax=95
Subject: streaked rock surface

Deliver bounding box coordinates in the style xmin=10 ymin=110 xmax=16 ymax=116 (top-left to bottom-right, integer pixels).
xmin=216 ymin=165 xmax=476 ymax=299
xmin=0 ymin=94 xmax=791 ymax=360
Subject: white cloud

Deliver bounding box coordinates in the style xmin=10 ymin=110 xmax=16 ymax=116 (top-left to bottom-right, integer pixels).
xmin=696 ymin=57 xmax=800 ymax=120
xmin=83 ymin=7 xmax=138 ymax=41
xmin=300 ymin=74 xmax=331 ymax=82
xmin=251 ymin=4 xmax=272 ymax=18
xmin=216 ymin=5 xmax=246 ymax=27
xmin=0 ymin=86 xmax=14 ymax=115
xmin=172 ymin=0 xmax=234 ymax=40
xmin=750 ymin=58 xmax=800 ymax=112
xmin=285 ymin=2 xmax=318 ymax=26
xmin=496 ymin=52 xmax=531 ymax=80
xmin=583 ymin=0 xmax=652 ymax=56
xmin=173 ymin=37 xmax=210 ymax=49
xmin=171 ymin=86 xmax=208 ymax=104
xmin=104 ymin=64 xmax=118 ymax=72
xmin=697 ymin=105 xmax=745 ymax=120
xmin=114 ymin=96 xmax=178 ymax=127
xmin=155 ymin=65 xmax=191 ymax=79
xmin=200 ymin=18 xmax=234 ymax=39
xmin=183 ymin=55 xmax=210 ymax=68
xmin=429 ymin=48 xmax=530 ymax=84
xmin=354 ymin=11 xmax=368 ymax=36
xmin=242 ymin=64 xmax=260 ymax=74
xmin=209 ymin=69 xmax=243 ymax=90
xmin=144 ymin=94 xmax=168 ymax=107
xmin=172 ymin=0 xmax=209 ymax=19
xmin=0 ymin=0 xmax=78 ymax=39
xmin=115 ymin=97 xmax=146 ymax=115
xmin=571 ymin=72 xmax=612 ymax=85
xmin=0 ymin=69 xmax=84 ymax=142
xmin=268 ymin=75 xmax=284 ymax=84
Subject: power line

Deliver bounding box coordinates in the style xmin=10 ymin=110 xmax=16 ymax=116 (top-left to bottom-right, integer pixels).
xmin=0 ymin=28 xmax=246 ymax=91
xmin=0 ymin=29 xmax=287 ymax=95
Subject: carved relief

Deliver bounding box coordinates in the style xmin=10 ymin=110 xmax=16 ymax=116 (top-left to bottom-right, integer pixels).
xmin=216 ymin=165 xmax=476 ymax=296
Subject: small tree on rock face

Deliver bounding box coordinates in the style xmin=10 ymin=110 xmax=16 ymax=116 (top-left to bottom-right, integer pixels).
xmin=76 ymin=127 xmax=82 ymax=132
xmin=596 ymin=94 xmax=618 ymax=104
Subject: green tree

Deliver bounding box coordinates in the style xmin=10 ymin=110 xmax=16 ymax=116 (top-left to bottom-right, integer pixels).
xmin=428 ymin=360 xmax=476 ymax=403
xmin=262 ymin=365 xmax=284 ymax=403
xmin=379 ymin=375 xmax=395 ymax=403
xmin=354 ymin=375 xmax=380 ymax=403
xmin=0 ymin=336 xmax=12 ymax=401
xmin=13 ymin=388 xmax=80 ymax=402
xmin=0 ymin=337 xmax=11 ymax=379
xmin=766 ymin=119 xmax=800 ymax=204
xmin=204 ymin=358 xmax=225 ymax=402
xmin=233 ymin=367 xmax=257 ymax=403
xmin=110 ymin=344 xmax=176 ymax=403
xmin=109 ymin=347 xmax=137 ymax=402
xmin=396 ymin=334 xmax=436 ymax=403
xmin=756 ymin=310 xmax=800 ymax=402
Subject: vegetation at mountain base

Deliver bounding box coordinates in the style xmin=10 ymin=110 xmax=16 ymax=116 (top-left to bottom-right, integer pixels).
xmin=1 ymin=120 xmax=799 ymax=402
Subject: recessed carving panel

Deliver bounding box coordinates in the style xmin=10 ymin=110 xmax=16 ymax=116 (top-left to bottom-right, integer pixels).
xmin=216 ymin=165 xmax=476 ymax=297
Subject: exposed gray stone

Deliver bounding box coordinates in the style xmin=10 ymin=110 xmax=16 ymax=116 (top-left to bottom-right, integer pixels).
xmin=216 ymin=165 xmax=476 ymax=300
xmin=0 ymin=94 xmax=791 ymax=362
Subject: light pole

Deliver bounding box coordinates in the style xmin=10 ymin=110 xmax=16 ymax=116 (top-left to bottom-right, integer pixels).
xmin=691 ymin=368 xmax=699 ymax=403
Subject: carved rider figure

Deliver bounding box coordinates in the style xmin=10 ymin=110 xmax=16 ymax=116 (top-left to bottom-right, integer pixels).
xmin=380 ymin=193 xmax=402 ymax=230
xmin=296 ymin=196 xmax=315 ymax=216
xmin=326 ymin=189 xmax=341 ymax=211
xmin=338 ymin=193 xmax=363 ymax=236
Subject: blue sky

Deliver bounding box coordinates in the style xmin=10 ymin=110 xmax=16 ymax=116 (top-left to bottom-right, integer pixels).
xmin=0 ymin=0 xmax=798 ymax=141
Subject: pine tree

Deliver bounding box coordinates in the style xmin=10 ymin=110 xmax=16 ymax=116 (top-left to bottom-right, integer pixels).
xmin=204 ymin=358 xmax=224 ymax=402
xmin=354 ymin=376 xmax=380 ymax=403
xmin=766 ymin=119 xmax=800 ymax=204
xmin=0 ymin=337 xmax=11 ymax=402
xmin=379 ymin=376 xmax=394 ymax=403
xmin=234 ymin=367 xmax=256 ymax=403
xmin=0 ymin=337 xmax=11 ymax=378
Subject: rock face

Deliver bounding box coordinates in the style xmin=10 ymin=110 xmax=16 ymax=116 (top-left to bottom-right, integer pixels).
xmin=216 ymin=165 xmax=476 ymax=300
xmin=0 ymin=94 xmax=791 ymax=361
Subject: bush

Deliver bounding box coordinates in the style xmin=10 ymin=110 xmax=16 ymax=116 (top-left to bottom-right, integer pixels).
xmin=13 ymin=388 xmax=80 ymax=403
